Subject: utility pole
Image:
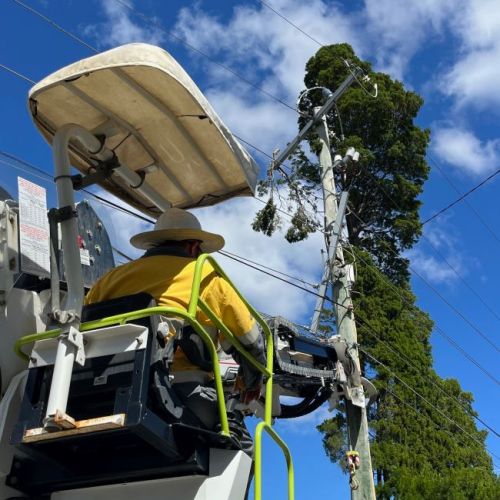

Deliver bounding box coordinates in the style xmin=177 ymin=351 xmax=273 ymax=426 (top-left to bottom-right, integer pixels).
xmin=267 ymin=63 xmax=376 ymax=497
xmin=315 ymin=110 xmax=376 ymax=500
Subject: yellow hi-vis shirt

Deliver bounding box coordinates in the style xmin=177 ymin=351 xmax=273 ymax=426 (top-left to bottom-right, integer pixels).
xmin=85 ymin=255 xmax=256 ymax=380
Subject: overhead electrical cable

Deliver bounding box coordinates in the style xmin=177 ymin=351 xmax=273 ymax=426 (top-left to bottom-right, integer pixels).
xmin=11 ymin=0 xmax=99 ymax=53
xmin=348 ymin=206 xmax=500 ymax=354
xmin=259 ymin=0 xmax=324 ymax=48
xmin=353 ymin=311 xmax=500 ymax=437
xmin=427 ymin=154 xmax=500 ymax=245
xmin=10 ymin=0 xmax=298 ymax=113
xmin=219 ymin=250 xmax=319 ymax=289
xmin=422 ymin=168 xmax=500 ymax=225
xmin=367 ymin=171 xmax=500 ymax=323
xmin=0 ymin=62 xmax=35 ymax=84
xmin=359 ymin=347 xmax=500 ymax=462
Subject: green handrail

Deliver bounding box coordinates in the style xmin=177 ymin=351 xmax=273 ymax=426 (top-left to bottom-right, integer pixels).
xmin=254 ymin=422 xmax=295 ymax=500
xmin=14 ymin=253 xmax=294 ymax=499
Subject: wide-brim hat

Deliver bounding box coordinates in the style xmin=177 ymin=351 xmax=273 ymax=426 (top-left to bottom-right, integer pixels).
xmin=130 ymin=208 xmax=225 ymax=253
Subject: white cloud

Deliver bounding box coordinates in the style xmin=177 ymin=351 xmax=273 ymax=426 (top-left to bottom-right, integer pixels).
xmin=409 ymin=251 xmax=458 ymax=285
xmin=172 ymin=1 xmax=361 ymax=157
xmin=431 ymin=126 xmax=500 ymax=176
xmin=408 ymin=220 xmax=468 ymax=285
xmin=83 ymin=0 xmax=165 ymax=49
xmin=174 ymin=0 xmax=360 ymax=101
xmin=275 ymin=402 xmax=333 ymax=435
xmin=362 ymin=0 xmax=455 ymax=80
xmin=440 ymin=0 xmax=500 ymax=108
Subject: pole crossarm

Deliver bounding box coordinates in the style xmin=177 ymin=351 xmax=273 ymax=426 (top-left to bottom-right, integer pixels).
xmin=271 ymin=68 xmax=363 ymax=171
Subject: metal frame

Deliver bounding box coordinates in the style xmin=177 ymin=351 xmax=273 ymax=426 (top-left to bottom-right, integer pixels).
xmin=15 ymin=254 xmax=294 ymax=500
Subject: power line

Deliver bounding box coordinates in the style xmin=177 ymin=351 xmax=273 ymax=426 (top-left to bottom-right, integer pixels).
xmin=428 ymin=154 xmax=500 ymax=246
xmin=219 ymin=249 xmax=319 ymax=289
xmin=348 ymin=206 xmax=500 ymax=355
xmin=0 ymin=63 xmax=35 ymax=84
xmin=11 ymin=0 xmax=98 ymax=53
xmin=366 ymin=171 xmax=500 ymax=324
xmin=382 ymin=386 xmax=500 ymax=470
xmin=359 ymin=347 xmax=500 ymax=463
xmin=422 ymin=168 xmax=500 ymax=225
xmin=354 ymin=311 xmax=500 ymax=438
xmin=259 ymin=1 xmax=324 ymax=48
xmin=216 ymin=248 xmax=332 ymax=303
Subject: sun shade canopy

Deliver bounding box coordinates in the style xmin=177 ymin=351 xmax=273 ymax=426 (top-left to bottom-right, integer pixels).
xmin=28 ymin=43 xmax=259 ymax=217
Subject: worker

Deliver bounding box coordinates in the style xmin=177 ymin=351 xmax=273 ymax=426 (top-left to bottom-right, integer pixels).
xmin=85 ymin=208 xmax=265 ymax=452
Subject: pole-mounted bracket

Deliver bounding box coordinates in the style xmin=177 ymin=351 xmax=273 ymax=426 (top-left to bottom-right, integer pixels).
xmin=71 ymin=153 xmax=120 ymax=191
xmin=48 ymin=206 xmax=78 ymax=224
xmin=67 ymin=326 xmax=85 ymax=366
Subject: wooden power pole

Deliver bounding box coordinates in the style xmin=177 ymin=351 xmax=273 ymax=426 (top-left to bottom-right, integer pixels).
xmin=315 ymin=112 xmax=376 ymax=500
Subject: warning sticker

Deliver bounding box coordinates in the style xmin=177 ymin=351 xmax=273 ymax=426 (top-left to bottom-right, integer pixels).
xmin=80 ymin=248 xmax=90 ymax=266
xmin=18 ymin=177 xmax=50 ymax=277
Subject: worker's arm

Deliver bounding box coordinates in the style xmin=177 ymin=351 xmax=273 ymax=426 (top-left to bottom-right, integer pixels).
xmin=203 ymin=277 xmax=266 ymax=402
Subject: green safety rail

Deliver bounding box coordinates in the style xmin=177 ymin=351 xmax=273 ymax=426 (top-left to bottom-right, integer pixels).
xmin=14 ymin=254 xmax=294 ymax=500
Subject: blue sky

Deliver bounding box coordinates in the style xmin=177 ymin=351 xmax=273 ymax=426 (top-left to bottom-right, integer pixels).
xmin=1 ymin=0 xmax=499 ymax=498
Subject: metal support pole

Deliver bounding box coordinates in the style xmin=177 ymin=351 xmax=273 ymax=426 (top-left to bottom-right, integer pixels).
xmin=45 ymin=123 xmax=171 ymax=429
xmin=315 ymin=110 xmax=376 ymax=499
xmin=45 ymin=124 xmax=96 ymax=427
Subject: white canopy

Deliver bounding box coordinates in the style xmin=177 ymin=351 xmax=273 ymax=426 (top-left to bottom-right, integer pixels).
xmin=28 ymin=43 xmax=259 ymax=216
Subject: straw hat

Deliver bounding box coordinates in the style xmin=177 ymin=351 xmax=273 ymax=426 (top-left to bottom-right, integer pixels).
xmin=130 ymin=208 xmax=225 ymax=252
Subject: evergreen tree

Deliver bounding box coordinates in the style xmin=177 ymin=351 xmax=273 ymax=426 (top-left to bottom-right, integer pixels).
xmin=254 ymin=44 xmax=499 ymax=497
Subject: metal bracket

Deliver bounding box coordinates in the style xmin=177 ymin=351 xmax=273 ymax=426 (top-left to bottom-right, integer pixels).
xmin=347 ymin=385 xmax=366 ymax=408
xmin=67 ymin=326 xmax=85 ymax=366
xmin=71 ymin=154 xmax=120 ymax=190
xmin=48 ymin=206 xmax=78 ymax=224
xmin=310 ymin=191 xmax=349 ymax=333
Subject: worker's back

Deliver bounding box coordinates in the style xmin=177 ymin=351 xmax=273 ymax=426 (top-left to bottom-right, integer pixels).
xmin=85 ymin=254 xmax=212 ymax=311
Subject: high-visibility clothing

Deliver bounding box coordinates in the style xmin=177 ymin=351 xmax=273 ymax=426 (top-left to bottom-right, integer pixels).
xmin=85 ymin=255 xmax=258 ymax=380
